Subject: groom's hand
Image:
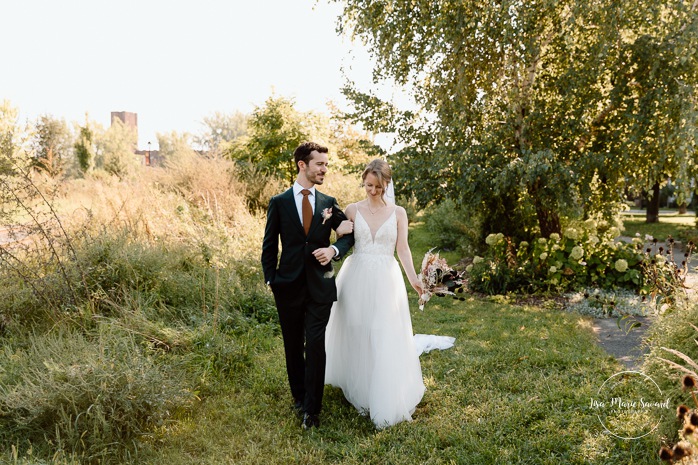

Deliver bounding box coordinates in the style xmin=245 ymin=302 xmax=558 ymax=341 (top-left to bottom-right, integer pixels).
xmin=312 ymin=247 xmax=336 ymax=266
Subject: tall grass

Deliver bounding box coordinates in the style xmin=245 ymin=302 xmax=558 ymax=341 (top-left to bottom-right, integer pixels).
xmin=0 ymin=325 xmax=194 ymax=462
xmin=0 ymin=155 xmax=275 ymax=463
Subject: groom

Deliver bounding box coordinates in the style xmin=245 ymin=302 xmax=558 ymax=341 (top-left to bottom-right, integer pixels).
xmin=261 ymin=141 xmax=354 ymax=429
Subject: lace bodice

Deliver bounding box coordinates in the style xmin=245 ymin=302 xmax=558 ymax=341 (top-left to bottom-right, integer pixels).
xmin=353 ymin=208 xmax=397 ymax=256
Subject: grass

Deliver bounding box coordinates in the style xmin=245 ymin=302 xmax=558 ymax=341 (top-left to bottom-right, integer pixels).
xmin=621 ymin=212 xmax=696 ymax=242
xmin=0 ymin=163 xmax=670 ymax=463
xmin=132 ymin=222 xmax=661 ymax=465
xmin=138 ymin=301 xmax=661 ymax=464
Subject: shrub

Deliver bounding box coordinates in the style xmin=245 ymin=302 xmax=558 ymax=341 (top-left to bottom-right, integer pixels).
xmin=466 ymin=221 xmax=647 ymax=294
xmin=678 ymin=228 xmax=698 ymax=250
xmin=467 ymin=256 xmax=522 ymax=295
xmin=423 ymin=199 xmax=479 ymax=254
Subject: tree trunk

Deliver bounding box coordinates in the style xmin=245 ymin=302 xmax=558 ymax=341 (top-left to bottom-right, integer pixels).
xmin=646 ymin=182 xmax=660 ymax=223
xmin=535 ymin=201 xmax=562 ymax=238
xmin=679 ymin=203 xmax=687 ymax=214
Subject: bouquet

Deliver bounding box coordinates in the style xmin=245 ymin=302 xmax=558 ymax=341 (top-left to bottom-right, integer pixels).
xmin=417 ymin=248 xmax=466 ymax=310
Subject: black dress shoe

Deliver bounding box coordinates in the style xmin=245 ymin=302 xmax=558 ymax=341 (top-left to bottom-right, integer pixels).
xmin=302 ymin=413 xmax=320 ymax=429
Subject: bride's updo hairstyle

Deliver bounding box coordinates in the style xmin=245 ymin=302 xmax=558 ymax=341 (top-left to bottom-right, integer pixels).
xmin=362 ymin=159 xmax=392 ymax=203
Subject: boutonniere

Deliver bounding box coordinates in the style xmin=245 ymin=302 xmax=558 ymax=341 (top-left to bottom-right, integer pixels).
xmin=321 ymin=207 xmax=333 ymax=224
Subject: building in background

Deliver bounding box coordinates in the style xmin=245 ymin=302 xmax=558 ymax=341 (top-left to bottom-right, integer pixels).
xmin=111 ymin=111 xmax=138 ymax=133
xmin=111 ymin=111 xmax=159 ymax=166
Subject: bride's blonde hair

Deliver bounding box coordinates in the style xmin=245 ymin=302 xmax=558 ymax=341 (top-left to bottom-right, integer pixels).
xmin=362 ymin=159 xmax=392 ymax=203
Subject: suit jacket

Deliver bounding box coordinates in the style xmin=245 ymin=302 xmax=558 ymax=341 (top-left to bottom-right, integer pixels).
xmin=261 ymin=187 xmax=354 ymax=304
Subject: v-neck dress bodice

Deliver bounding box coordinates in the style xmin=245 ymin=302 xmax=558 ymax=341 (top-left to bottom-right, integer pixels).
xmin=353 ymin=208 xmax=397 ymax=257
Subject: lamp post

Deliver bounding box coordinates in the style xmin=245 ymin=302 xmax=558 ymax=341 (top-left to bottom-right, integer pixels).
xmin=146 ymin=141 xmax=151 ymax=166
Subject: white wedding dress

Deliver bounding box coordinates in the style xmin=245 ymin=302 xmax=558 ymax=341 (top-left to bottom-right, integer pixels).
xmin=325 ymin=207 xmax=434 ymax=429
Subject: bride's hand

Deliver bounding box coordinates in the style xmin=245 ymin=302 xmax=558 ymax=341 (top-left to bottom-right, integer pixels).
xmin=336 ymin=219 xmax=354 ymax=236
xmin=409 ymin=278 xmax=423 ymax=296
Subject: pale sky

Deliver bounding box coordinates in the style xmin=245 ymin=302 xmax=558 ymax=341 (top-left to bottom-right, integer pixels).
xmin=1 ymin=0 xmax=381 ymax=149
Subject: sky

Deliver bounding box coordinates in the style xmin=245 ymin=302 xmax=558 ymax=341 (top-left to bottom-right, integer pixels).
xmin=1 ymin=0 xmax=383 ymax=149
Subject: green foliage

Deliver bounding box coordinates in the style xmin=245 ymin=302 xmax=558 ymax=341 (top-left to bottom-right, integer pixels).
xmin=194 ymin=111 xmax=248 ymax=156
xmin=396 ymin=193 xmax=420 ymax=224
xmin=231 ymin=95 xmax=383 ymax=185
xmin=234 ymin=164 xmax=286 ymax=214
xmin=0 ymin=100 xmax=28 ymax=177
xmin=467 ymin=223 xmax=646 ymax=294
xmin=643 ymin=303 xmax=698 ymax=448
xmin=31 ymin=115 xmax=73 ymax=177
xmin=157 ymin=131 xmax=198 ymax=168
xmin=335 ymin=0 xmax=698 ymax=238
xmin=0 ymin=154 xmax=277 ymax=462
xmin=181 ymin=329 xmax=254 ymax=395
xmin=622 ymin=217 xmax=695 ymax=242
xmin=640 ymin=238 xmax=695 ymax=309
xmin=139 ymin=289 xmax=660 ymax=464
xmin=0 ymin=202 xmax=675 ymax=463
xmin=326 ymin=102 xmax=381 ymax=174
xmin=74 ymin=123 xmax=95 ymax=174
xmin=422 ymin=198 xmax=480 ymax=254
xmin=94 ymin=118 xmax=138 ymax=179
xmin=0 ymin=225 xmax=275 ymax=333
xmin=238 ymin=95 xmax=311 ymax=184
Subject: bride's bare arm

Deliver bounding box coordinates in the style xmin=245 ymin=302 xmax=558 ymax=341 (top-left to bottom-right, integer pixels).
xmin=336 ymin=203 xmax=356 ymax=236
xmin=395 ymin=206 xmax=422 ymax=295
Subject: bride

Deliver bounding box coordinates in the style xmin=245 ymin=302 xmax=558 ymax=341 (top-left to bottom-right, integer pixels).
xmin=325 ymin=159 xmax=429 ymax=429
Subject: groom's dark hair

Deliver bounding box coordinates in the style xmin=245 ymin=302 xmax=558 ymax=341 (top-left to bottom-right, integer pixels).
xmin=294 ymin=142 xmax=328 ymax=172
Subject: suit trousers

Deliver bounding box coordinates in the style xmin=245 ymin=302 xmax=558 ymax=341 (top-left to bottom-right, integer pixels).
xmin=273 ymin=279 xmax=332 ymax=415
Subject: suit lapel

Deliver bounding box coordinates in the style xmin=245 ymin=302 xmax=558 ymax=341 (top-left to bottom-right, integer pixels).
xmin=307 ymin=191 xmax=330 ymax=237
xmin=279 ymin=188 xmax=306 ymax=235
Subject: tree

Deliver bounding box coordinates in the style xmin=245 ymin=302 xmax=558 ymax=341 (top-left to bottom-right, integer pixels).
xmin=334 ymin=0 xmax=698 ymax=237
xmin=611 ymin=23 xmax=698 ymax=222
xmin=157 ymin=131 xmax=198 ymax=167
xmin=326 ymin=102 xmax=382 ymax=173
xmin=74 ymin=121 xmax=95 ymax=175
xmin=0 ymin=100 xmax=22 ymax=176
xmin=31 ymin=115 xmax=73 ymax=177
xmin=194 ymin=111 xmax=248 ymax=156
xmin=235 ymin=95 xmax=383 ymax=184
xmin=239 ymin=95 xmax=313 ymax=185
xmin=94 ymin=118 xmax=138 ymax=179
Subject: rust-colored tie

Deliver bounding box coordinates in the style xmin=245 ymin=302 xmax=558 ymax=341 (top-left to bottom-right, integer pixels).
xmin=301 ymin=189 xmax=312 ymax=235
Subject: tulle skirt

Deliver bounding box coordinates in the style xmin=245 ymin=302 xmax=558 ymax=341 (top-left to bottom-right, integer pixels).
xmin=325 ymin=253 xmax=425 ymax=428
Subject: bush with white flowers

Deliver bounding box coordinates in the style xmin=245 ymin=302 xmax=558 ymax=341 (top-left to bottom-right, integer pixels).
xmin=467 ymin=220 xmax=648 ymax=294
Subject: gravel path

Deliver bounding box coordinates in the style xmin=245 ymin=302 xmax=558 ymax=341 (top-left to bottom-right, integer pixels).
xmin=591 ymin=316 xmax=651 ymax=370
xmin=591 ymin=240 xmax=698 ymax=370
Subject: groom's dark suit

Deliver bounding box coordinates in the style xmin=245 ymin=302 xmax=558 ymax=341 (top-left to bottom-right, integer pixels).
xmin=261 ymin=186 xmax=354 ymax=416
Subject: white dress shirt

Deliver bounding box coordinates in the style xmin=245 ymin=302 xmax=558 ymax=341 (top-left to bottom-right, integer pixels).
xmin=293 ymin=182 xmax=316 ymax=221
xmin=293 ymin=181 xmax=338 ymax=258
